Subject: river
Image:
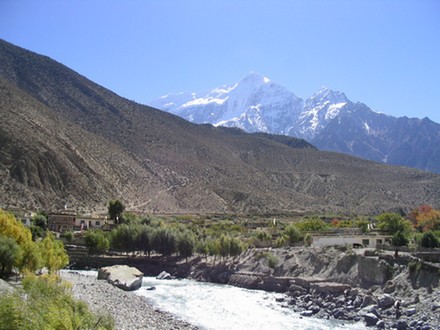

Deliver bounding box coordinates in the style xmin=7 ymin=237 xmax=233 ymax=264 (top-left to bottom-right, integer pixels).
xmin=136 ymin=276 xmax=366 ymax=330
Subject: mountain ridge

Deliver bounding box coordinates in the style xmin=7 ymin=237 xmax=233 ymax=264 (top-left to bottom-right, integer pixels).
xmin=151 ymin=72 xmax=440 ymax=173
xmin=1 ymin=39 xmax=440 ymax=214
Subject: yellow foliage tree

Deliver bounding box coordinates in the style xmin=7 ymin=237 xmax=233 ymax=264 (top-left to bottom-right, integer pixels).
xmin=41 ymin=232 xmax=69 ymax=274
xmin=0 ymin=209 xmax=43 ymax=273
xmin=0 ymin=210 xmax=32 ymax=246
xmin=408 ymin=205 xmax=440 ymax=232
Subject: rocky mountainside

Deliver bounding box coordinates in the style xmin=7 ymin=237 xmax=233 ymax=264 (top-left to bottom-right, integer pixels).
xmin=151 ymin=73 xmax=440 ymax=173
xmin=1 ymin=39 xmax=440 ymax=215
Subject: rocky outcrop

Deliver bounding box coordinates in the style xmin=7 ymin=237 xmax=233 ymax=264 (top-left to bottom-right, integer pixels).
xmin=97 ymin=265 xmax=143 ymax=291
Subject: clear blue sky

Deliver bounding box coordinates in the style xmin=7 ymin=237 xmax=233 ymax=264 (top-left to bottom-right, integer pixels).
xmin=1 ymin=0 xmax=439 ymax=122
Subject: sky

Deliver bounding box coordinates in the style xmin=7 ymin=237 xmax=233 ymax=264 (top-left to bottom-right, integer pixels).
xmin=1 ymin=0 xmax=439 ymax=122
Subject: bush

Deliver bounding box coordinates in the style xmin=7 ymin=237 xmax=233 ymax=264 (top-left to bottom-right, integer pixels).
xmin=266 ymin=252 xmax=278 ymax=270
xmin=420 ymin=231 xmax=439 ymax=248
xmin=284 ymin=224 xmax=302 ymax=245
xmin=0 ymin=274 xmax=114 ymax=330
xmin=295 ymin=218 xmax=329 ymax=232
xmin=391 ymin=231 xmax=409 ymax=247
xmin=304 ymin=233 xmax=313 ymax=247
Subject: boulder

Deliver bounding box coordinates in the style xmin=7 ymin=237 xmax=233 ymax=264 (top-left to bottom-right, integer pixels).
xmin=378 ymin=294 xmax=395 ymax=309
xmin=98 ymin=265 xmax=143 ymax=291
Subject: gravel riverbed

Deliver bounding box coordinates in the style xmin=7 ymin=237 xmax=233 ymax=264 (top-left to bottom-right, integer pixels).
xmin=61 ymin=271 xmax=198 ymax=330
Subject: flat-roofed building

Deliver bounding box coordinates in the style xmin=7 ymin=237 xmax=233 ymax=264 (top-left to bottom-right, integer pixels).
xmin=48 ymin=212 xmax=76 ymax=232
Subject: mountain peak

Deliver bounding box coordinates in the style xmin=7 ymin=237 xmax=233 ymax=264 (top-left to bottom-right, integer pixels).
xmin=239 ymin=71 xmax=271 ymax=86
xmin=308 ymin=86 xmax=348 ymax=106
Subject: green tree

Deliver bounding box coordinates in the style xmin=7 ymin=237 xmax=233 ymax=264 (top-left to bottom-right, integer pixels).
xmin=218 ymin=235 xmax=230 ymax=260
xmin=228 ymin=237 xmax=244 ymax=259
xmin=151 ymin=227 xmax=176 ymax=257
xmin=420 ymin=231 xmax=439 ymax=248
xmin=84 ymin=230 xmax=110 ymax=254
xmin=177 ymin=231 xmax=195 ymax=262
xmin=391 ymin=231 xmax=409 ymax=247
xmin=32 ymin=214 xmax=48 ymax=231
xmin=0 ymin=235 xmax=21 ymax=278
xmin=110 ymin=224 xmax=137 ymax=254
xmin=136 ymin=225 xmax=152 ymax=257
xmin=376 ymin=213 xmax=412 ymax=234
xmin=108 ymin=200 xmax=125 ymax=222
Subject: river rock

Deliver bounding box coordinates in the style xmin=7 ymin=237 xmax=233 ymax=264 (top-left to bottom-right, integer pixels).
xmin=363 ymin=312 xmax=379 ymax=326
xmin=156 ymin=271 xmax=173 ymax=280
xmin=376 ymin=320 xmax=385 ymax=329
xmin=395 ymin=320 xmax=408 ymax=330
xmin=97 ymin=265 xmax=143 ymax=291
xmin=378 ymin=294 xmax=395 ymax=309
xmin=406 ymin=307 xmax=416 ymax=316
xmin=301 ymin=310 xmax=313 ymax=317
xmin=361 ymin=294 xmax=376 ymax=308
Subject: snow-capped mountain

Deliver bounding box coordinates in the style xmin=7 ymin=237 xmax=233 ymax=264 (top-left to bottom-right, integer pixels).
xmin=150 ymin=72 xmax=304 ymax=134
xmin=150 ymin=72 xmax=440 ymax=173
xmin=291 ymin=87 xmax=349 ymax=139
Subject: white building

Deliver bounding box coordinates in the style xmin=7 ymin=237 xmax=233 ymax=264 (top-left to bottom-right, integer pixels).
xmin=312 ymin=234 xmax=392 ymax=248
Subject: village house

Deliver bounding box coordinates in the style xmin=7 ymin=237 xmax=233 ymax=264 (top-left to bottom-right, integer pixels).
xmin=311 ymin=233 xmax=392 ymax=249
xmin=75 ymin=215 xmax=115 ymax=231
xmin=48 ymin=212 xmax=76 ymax=232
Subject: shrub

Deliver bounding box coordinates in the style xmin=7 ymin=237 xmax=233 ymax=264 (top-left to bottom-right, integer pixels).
xmin=0 ymin=274 xmax=115 ymax=329
xmin=295 ymin=218 xmax=329 ymax=232
xmin=304 ymin=233 xmax=313 ymax=247
xmin=284 ymin=224 xmax=302 ymax=245
xmin=266 ymin=252 xmax=278 ymax=270
xmin=392 ymin=231 xmax=409 ymax=247
xmin=420 ymin=231 xmax=439 ymax=248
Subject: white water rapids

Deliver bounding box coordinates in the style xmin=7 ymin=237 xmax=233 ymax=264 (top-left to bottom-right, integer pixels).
xmin=136 ymin=276 xmax=367 ymax=330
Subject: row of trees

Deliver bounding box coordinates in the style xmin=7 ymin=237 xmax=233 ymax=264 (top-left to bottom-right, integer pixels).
xmin=84 ymin=223 xmax=247 ymax=262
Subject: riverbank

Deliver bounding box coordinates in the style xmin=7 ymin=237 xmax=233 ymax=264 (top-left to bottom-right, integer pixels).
xmin=60 ymin=271 xmax=197 ymax=330
xmin=68 ymin=246 xmax=440 ymax=329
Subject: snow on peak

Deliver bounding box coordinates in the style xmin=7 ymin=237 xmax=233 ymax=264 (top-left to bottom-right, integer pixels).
xmin=149 ymin=73 xmax=354 ymax=140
